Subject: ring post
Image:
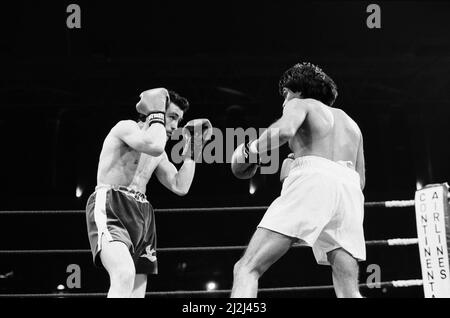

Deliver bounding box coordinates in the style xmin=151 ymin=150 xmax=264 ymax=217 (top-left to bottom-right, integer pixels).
xmin=415 ymin=183 xmax=450 ymax=297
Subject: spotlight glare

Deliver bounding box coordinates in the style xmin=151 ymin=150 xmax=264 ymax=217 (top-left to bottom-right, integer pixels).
xmin=57 ymin=284 xmax=65 ymax=291
xmin=76 ymin=186 xmax=83 ymax=198
xmin=206 ymin=281 xmax=217 ymax=291
xmin=416 ymin=181 xmax=423 ymax=190
xmin=249 ymin=181 xmax=256 ymax=195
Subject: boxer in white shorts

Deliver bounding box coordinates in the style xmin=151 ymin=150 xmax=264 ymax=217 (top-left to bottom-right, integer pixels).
xmin=231 ymin=62 xmax=366 ymax=298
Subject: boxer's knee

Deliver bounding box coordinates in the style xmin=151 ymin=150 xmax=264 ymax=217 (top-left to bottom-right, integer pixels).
xmin=233 ymin=258 xmax=264 ymax=279
xmin=233 ymin=259 xmax=247 ymax=277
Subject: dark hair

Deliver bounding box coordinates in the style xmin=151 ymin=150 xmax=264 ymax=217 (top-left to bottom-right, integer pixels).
xmin=168 ymin=90 xmax=189 ymax=113
xmin=137 ymin=90 xmax=190 ymax=122
xmin=278 ymin=62 xmax=338 ymax=106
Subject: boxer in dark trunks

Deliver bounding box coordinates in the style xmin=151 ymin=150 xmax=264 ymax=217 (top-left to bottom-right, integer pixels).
xmin=86 ymin=88 xmax=212 ymax=297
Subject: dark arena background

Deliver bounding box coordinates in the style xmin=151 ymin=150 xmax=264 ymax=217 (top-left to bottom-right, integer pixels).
xmin=0 ymin=1 xmax=449 ymax=299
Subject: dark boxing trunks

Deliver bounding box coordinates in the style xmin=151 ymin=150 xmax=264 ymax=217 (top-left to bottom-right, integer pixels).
xmin=85 ymin=184 xmax=158 ymax=274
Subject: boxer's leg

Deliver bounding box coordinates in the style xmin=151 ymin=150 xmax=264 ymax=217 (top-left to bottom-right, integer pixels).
xmin=327 ymin=248 xmax=362 ymax=298
xmin=231 ymin=227 xmax=295 ymax=298
xmin=100 ymin=235 xmax=136 ymax=298
xmin=131 ymin=274 xmax=148 ymax=298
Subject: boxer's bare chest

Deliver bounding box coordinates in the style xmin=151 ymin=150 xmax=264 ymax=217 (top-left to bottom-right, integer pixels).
xmin=121 ymin=145 xmax=160 ymax=178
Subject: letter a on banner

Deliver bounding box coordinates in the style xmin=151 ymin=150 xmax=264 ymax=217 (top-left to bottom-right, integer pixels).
xmin=415 ymin=183 xmax=450 ymax=297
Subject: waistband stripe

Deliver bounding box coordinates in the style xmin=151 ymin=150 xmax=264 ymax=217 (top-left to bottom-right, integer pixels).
xmin=95 ymin=185 xmax=148 ymax=203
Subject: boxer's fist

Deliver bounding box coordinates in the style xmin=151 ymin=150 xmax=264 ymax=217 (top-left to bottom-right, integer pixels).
xmin=231 ymin=143 xmax=259 ymax=179
xmin=280 ymin=153 xmax=295 ymax=182
xmin=136 ymin=88 xmax=170 ymax=115
xmin=182 ymin=119 xmax=213 ymax=162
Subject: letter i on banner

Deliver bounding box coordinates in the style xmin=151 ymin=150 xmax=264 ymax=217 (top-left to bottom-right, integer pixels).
xmin=415 ymin=183 xmax=450 ymax=298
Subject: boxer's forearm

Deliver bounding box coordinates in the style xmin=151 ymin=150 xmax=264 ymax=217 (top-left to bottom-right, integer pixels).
xmin=251 ymin=100 xmax=306 ymax=155
xmin=251 ymin=121 xmax=291 ymax=155
xmin=173 ymin=158 xmax=196 ymax=195
xmin=142 ymin=124 xmax=167 ymax=156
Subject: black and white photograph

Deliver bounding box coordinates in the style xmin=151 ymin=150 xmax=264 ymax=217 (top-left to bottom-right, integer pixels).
xmin=1 ymin=0 xmax=450 ymax=304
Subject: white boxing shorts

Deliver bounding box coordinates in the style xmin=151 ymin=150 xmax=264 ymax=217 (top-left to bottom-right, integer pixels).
xmin=258 ymin=155 xmax=366 ymax=265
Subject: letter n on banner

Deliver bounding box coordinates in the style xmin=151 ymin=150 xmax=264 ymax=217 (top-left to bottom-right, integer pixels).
xmin=415 ymin=183 xmax=450 ymax=298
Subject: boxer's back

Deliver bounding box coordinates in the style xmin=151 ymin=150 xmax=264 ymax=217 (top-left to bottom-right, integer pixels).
xmin=289 ymin=99 xmax=362 ymax=168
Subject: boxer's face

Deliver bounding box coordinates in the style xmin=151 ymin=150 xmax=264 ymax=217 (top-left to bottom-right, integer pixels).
xmin=282 ymin=88 xmax=302 ymax=108
xmin=165 ymin=103 xmax=184 ymax=138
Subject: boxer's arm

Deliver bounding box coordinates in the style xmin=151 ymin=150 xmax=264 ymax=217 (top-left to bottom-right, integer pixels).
xmin=112 ymin=120 xmax=166 ymax=156
xmin=355 ymin=134 xmax=366 ymax=190
xmin=155 ymin=152 xmax=195 ymax=196
xmin=249 ymin=99 xmax=307 ymax=155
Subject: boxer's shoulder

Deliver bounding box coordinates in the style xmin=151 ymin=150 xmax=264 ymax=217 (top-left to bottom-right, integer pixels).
xmin=101 ymin=121 xmax=138 ymax=151
xmin=112 ymin=120 xmax=139 ymax=134
xmin=108 ymin=121 xmax=142 ymax=142
xmin=284 ymin=98 xmax=326 ymax=117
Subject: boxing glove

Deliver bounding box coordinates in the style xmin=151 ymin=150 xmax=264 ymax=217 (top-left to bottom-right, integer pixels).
xmin=136 ymin=88 xmax=170 ymax=126
xmin=182 ymin=118 xmax=213 ymax=162
xmin=231 ymin=142 xmax=259 ymax=179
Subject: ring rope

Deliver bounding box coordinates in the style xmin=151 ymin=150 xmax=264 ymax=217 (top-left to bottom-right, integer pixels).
xmin=384 ymin=200 xmax=416 ymax=208
xmin=0 ymin=279 xmax=423 ymax=298
xmin=0 ymin=238 xmax=418 ymax=255
xmin=0 ymin=195 xmax=432 ymax=297
xmin=391 ymin=279 xmax=423 ymax=288
xmin=0 ymin=199 xmax=421 ymax=216
xmin=387 ymin=238 xmax=418 ymax=246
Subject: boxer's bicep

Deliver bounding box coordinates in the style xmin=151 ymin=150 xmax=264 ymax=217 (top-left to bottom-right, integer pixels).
xmin=113 ymin=121 xmax=164 ymax=156
xmin=113 ymin=121 xmax=144 ymax=148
